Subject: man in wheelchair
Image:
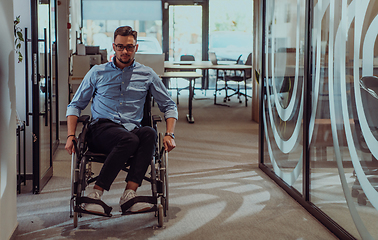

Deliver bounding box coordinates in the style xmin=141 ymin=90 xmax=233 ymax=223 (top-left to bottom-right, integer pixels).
xmin=65 ymin=26 xmax=177 ymax=216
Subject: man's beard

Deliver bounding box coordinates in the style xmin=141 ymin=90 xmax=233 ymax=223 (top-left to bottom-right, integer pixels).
xmin=117 ymin=55 xmax=134 ymax=64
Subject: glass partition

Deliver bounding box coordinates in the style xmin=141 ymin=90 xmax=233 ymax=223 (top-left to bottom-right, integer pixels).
xmin=310 ymin=0 xmax=378 ymax=238
xmin=261 ymin=0 xmax=378 ymax=239
xmin=263 ymin=0 xmax=306 ymax=194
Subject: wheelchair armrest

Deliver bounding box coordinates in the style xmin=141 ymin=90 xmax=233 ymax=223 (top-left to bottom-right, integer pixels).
xmin=152 ymin=115 xmax=162 ymax=124
xmin=78 ymin=115 xmax=91 ymax=124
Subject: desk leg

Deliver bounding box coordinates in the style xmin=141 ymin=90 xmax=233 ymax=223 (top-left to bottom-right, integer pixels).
xmin=186 ymin=78 xmax=195 ymax=123
xmin=214 ymin=70 xmax=230 ymax=107
xmin=202 ymin=69 xmax=208 ymax=89
xmin=214 ymin=70 xmax=218 ymax=105
xmin=244 ymin=73 xmax=247 ymax=107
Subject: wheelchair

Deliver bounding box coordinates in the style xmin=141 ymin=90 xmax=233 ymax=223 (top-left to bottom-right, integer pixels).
xmin=69 ymin=94 xmax=169 ymax=228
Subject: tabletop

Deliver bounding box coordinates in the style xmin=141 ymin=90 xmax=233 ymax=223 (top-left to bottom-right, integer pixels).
xmin=164 ymin=61 xmax=252 ymax=71
xmin=160 ymin=71 xmax=203 ymax=78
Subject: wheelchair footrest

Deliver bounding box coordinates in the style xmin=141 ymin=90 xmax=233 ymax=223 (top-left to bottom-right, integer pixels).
xmin=75 ymin=196 xmax=113 ymax=217
xmin=121 ymin=196 xmax=157 ymax=215
xmin=122 ymin=205 xmax=158 ymax=216
xmin=75 ymin=206 xmax=113 ymax=217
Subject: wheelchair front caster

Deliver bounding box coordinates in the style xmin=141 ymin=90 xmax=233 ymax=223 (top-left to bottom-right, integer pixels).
xmin=73 ymin=212 xmax=78 ymax=228
xmin=158 ymin=204 xmax=164 ymax=227
xmin=161 ymin=197 xmax=167 ymax=217
xmin=358 ymin=193 xmax=367 ymax=206
xmin=351 ymin=188 xmax=359 ymax=198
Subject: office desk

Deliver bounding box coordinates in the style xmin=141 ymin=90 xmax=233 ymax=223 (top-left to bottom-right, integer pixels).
xmin=164 ymin=61 xmax=251 ymax=72
xmin=164 ymin=62 xmax=252 ymax=106
xmin=69 ymin=69 xmax=202 ymax=124
xmin=164 ymin=61 xmax=252 ymax=71
xmin=164 ymin=61 xmax=213 ymax=89
xmin=160 ymin=71 xmax=203 ymax=123
xmin=164 ymin=61 xmax=213 ymax=71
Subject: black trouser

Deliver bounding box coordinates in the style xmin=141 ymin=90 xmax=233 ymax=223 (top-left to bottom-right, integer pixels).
xmin=87 ymin=119 xmax=157 ymax=191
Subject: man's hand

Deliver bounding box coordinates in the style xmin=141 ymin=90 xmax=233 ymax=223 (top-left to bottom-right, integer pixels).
xmin=65 ymin=136 xmax=76 ymax=155
xmin=164 ymin=117 xmax=176 ymax=152
xmin=65 ymin=115 xmax=79 ymax=155
xmin=163 ymin=135 xmax=176 ymax=152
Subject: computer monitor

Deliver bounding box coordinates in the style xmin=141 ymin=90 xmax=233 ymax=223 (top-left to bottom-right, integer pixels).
xmin=209 ymin=52 xmax=229 ymax=65
xmin=209 ymin=52 xmax=218 ymax=65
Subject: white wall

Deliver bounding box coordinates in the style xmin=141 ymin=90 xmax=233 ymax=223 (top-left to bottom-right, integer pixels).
xmin=0 ymin=0 xmax=18 ymax=239
xmin=58 ymin=0 xmax=70 ymax=123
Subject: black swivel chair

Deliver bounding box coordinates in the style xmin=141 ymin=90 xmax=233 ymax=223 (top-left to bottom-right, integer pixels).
xmin=350 ymin=76 xmax=378 ymax=205
xmin=215 ymin=53 xmax=252 ymax=106
xmin=180 ymin=54 xmax=195 ymax=62
xmin=174 ymin=55 xmax=196 ymax=104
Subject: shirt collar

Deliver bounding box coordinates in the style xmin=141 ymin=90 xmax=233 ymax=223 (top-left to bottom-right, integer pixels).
xmin=111 ymin=56 xmax=136 ymax=70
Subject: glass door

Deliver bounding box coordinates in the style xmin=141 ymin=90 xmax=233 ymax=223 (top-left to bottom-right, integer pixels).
xmin=50 ymin=0 xmax=59 ymax=153
xmin=162 ymin=1 xmax=209 ymax=89
xmin=168 ymin=5 xmax=203 ymax=61
xmin=163 ymin=1 xmax=209 ymax=62
xmin=31 ymin=0 xmax=54 ymax=193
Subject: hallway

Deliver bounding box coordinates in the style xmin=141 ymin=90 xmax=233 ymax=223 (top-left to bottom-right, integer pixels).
xmin=15 ymin=93 xmax=337 ymax=239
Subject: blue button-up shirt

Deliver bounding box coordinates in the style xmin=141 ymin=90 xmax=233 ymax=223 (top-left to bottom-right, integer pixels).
xmin=66 ymin=59 xmax=178 ymax=131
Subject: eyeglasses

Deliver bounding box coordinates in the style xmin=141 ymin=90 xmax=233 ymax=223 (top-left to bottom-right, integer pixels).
xmin=114 ymin=43 xmax=136 ymax=52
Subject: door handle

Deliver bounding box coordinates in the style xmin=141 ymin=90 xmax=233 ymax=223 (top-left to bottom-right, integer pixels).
xmin=43 ymin=28 xmax=48 ymax=127
xmin=25 ymin=27 xmax=30 ymax=126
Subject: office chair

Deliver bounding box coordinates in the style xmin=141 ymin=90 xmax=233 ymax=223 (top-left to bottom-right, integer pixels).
xmin=350 ymin=76 xmax=378 ymax=205
xmin=215 ymin=53 xmax=252 ymax=106
xmin=174 ymin=55 xmax=196 ymax=105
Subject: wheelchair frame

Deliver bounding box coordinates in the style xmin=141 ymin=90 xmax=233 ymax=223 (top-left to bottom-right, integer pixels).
xmin=69 ymin=114 xmax=169 ymax=228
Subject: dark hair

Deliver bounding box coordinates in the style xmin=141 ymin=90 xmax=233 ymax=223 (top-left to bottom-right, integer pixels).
xmin=114 ymin=26 xmax=137 ymax=41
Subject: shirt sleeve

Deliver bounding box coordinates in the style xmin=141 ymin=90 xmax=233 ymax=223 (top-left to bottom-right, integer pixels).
xmin=66 ymin=67 xmax=97 ymax=118
xmin=149 ymin=70 xmax=178 ymax=120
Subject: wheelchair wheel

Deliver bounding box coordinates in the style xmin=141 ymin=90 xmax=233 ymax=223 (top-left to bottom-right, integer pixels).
xmin=160 ymin=151 xmax=169 ymax=216
xmin=158 ymin=133 xmax=164 ymax=156
xmin=161 ymin=197 xmax=166 ymax=216
xmin=72 ymin=155 xmax=88 ymax=227
xmin=78 ymin=156 xmax=88 ymax=198
xmin=70 ymin=153 xmax=77 ymax=218
xmin=158 ymin=204 xmax=164 ymax=227
xmin=73 ymin=212 xmax=78 ymax=228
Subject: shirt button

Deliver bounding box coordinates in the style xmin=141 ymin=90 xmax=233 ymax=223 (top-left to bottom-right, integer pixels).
xmin=120 ymin=103 xmax=122 ymax=105
xmin=121 ymin=94 xmax=123 ymax=96
xmin=122 ymin=82 xmax=124 ymax=84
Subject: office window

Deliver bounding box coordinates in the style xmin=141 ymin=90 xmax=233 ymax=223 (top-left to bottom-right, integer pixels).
xmin=209 ymin=0 xmax=253 ymax=63
xmin=82 ymin=0 xmax=162 ymax=61
xmin=168 ymin=5 xmax=202 ymax=61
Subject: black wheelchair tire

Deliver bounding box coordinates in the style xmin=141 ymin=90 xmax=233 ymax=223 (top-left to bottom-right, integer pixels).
xmin=78 ymin=156 xmax=88 ymax=197
xmin=73 ymin=212 xmax=78 ymax=228
xmin=73 ymin=155 xmax=88 ymax=227
xmin=158 ymin=204 xmax=164 ymax=227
